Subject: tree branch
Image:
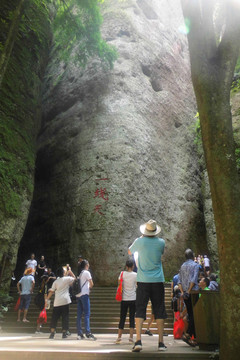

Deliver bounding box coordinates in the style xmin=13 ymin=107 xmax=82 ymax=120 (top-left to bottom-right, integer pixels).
xmin=218 ymin=1 xmax=240 ymax=87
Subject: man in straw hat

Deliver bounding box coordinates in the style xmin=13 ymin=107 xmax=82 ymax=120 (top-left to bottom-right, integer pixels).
xmin=17 ymin=268 xmax=35 ymax=322
xmin=128 ymin=219 xmax=167 ymax=352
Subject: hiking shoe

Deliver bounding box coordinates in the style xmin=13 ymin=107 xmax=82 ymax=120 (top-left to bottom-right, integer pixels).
xmin=77 ymin=334 xmax=85 ymax=340
xmin=132 ymin=340 xmax=142 ymax=352
xmin=86 ymin=333 xmax=97 ymax=340
xmin=144 ymin=330 xmax=153 ymax=336
xmin=62 ymin=333 xmax=67 ymax=339
xmin=158 ymin=342 xmax=167 ymax=351
xmin=49 ymin=332 xmax=55 ymax=339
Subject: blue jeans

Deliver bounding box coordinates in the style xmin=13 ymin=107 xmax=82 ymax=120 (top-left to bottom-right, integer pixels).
xmin=77 ymin=295 xmax=91 ymax=335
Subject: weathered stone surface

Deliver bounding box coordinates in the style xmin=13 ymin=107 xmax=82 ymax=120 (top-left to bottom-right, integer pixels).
xmin=0 ymin=0 xmax=50 ymax=289
xmin=19 ymin=0 xmax=207 ymax=284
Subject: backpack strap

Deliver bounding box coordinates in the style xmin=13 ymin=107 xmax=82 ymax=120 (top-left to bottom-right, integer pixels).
xmin=79 ymin=271 xmax=88 ymax=290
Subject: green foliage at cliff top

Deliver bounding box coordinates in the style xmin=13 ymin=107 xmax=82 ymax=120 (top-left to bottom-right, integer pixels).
xmin=53 ymin=0 xmax=117 ymax=68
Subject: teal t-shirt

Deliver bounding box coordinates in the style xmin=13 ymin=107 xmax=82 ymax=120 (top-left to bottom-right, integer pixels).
xmin=129 ymin=236 xmax=165 ymax=283
xmin=19 ymin=275 xmax=34 ymax=295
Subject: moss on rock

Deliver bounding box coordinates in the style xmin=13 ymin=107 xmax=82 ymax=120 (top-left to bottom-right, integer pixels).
xmin=0 ymin=0 xmax=51 ymax=290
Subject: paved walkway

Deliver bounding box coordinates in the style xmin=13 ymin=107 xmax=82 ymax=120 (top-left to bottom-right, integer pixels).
xmin=0 ymin=333 xmax=219 ymax=360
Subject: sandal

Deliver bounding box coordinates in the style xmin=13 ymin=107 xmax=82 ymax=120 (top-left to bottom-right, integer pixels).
xmin=182 ymin=334 xmax=197 ymax=347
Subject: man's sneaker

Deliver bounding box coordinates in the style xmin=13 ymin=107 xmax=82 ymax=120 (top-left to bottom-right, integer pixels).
xmin=158 ymin=342 xmax=167 ymax=351
xmin=62 ymin=333 xmax=67 ymax=339
xmin=86 ymin=333 xmax=97 ymax=340
xmin=49 ymin=332 xmax=55 ymax=339
xmin=66 ymin=330 xmax=71 ymax=337
xmin=77 ymin=334 xmax=85 ymax=340
xmin=144 ymin=330 xmax=153 ymax=336
xmin=132 ymin=340 xmax=142 ymax=352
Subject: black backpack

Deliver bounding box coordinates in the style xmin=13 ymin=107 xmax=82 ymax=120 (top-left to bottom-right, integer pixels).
xmin=70 ymin=275 xmax=88 ymax=303
xmin=72 ymin=278 xmax=81 ymax=297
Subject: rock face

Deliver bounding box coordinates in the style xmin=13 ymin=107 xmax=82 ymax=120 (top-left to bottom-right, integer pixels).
xmin=18 ymin=0 xmax=207 ymax=283
xmin=0 ymin=0 xmax=50 ymax=290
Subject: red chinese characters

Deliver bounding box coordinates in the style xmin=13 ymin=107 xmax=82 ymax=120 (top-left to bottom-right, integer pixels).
xmin=93 ymin=178 xmax=109 ymax=215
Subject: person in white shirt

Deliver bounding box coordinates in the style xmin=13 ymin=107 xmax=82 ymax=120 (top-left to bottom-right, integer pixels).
xmin=115 ymin=258 xmax=137 ymax=344
xmin=25 ymin=253 xmax=37 ymax=275
xmin=203 ymin=255 xmax=210 ymax=276
xmin=76 ymin=259 xmax=96 ymax=340
xmin=45 ymin=266 xmax=75 ymax=339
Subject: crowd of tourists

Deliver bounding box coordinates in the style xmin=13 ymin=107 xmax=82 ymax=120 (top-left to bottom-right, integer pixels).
xmin=16 ymin=254 xmax=96 ymax=339
xmin=15 ymin=219 xmax=218 ymax=353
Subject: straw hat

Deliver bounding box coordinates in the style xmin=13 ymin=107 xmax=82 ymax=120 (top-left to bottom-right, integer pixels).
xmin=24 ymin=268 xmax=33 ymax=275
xmin=140 ymin=219 xmax=161 ymax=236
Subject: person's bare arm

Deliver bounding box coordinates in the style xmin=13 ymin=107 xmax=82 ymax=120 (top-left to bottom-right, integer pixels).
xmin=178 ymin=283 xmax=184 ymax=295
xmin=187 ymin=282 xmax=195 ymax=294
xmin=45 ymin=289 xmax=54 ymax=303
xmin=17 ymin=282 xmax=21 ymax=295
xmin=67 ymin=268 xmax=76 ymax=279
xmin=30 ymin=280 xmax=35 ymax=293
xmin=89 ymin=279 xmax=94 ymax=288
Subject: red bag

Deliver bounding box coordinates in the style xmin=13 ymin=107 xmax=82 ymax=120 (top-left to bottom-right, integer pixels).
xmin=14 ymin=297 xmax=21 ymax=311
xmin=173 ymin=311 xmax=185 ymax=339
xmin=115 ymin=271 xmax=123 ymax=302
xmin=37 ymin=308 xmax=47 ymax=324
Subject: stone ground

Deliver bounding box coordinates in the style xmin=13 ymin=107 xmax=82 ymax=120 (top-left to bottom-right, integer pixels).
xmin=0 ymin=333 xmax=219 ymax=360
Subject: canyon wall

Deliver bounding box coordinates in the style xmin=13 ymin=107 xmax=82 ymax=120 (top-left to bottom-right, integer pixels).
xmin=0 ymin=0 xmax=50 ymax=289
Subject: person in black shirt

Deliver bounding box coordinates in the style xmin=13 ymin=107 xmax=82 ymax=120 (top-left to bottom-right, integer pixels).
xmin=37 ymin=256 xmax=46 ymax=283
xmin=45 ymin=267 xmax=56 ymax=291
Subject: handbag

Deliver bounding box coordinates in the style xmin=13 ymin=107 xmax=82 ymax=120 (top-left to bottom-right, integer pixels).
xmin=173 ymin=311 xmax=185 ymax=339
xmin=115 ymin=271 xmax=124 ymax=302
xmin=37 ymin=308 xmax=47 ymax=324
xmin=14 ymin=296 xmax=21 ymax=311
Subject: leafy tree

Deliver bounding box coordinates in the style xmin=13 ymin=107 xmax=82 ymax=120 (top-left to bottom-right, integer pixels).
xmin=181 ymin=0 xmax=240 ymax=358
xmin=0 ymin=0 xmax=25 ymax=87
xmin=0 ymin=0 xmax=117 ymax=87
xmin=53 ymin=0 xmax=117 ymax=68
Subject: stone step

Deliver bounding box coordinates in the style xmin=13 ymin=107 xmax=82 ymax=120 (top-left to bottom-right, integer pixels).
xmin=3 ymin=285 xmax=174 ymax=335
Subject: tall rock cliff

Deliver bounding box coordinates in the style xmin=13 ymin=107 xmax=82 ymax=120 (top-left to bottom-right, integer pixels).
xmin=18 ymin=0 xmax=207 ymax=283
xmin=0 ymin=0 xmax=51 ymax=289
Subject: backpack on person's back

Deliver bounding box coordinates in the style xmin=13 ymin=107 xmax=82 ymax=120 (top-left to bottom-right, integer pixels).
xmin=70 ymin=273 xmax=88 ymax=303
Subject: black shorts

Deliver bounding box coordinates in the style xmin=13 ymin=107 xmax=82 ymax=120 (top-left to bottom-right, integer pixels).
xmin=135 ymin=282 xmax=167 ymax=320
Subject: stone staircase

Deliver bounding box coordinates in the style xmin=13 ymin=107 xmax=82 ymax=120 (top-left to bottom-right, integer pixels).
xmin=2 ymin=284 xmax=174 ymax=335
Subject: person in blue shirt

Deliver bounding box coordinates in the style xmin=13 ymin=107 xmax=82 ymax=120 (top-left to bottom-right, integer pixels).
xmin=128 ymin=219 xmax=167 ymax=352
xmin=17 ymin=268 xmax=35 ymax=322
xmin=171 ymin=273 xmax=180 ymax=298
